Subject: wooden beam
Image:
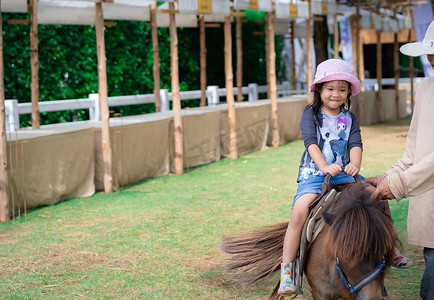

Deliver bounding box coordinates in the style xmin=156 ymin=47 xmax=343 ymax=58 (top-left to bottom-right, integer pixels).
xmin=267 ymin=12 xmax=279 ymax=148
xmin=151 ymin=3 xmax=161 ymax=112
xmin=30 ymin=0 xmax=39 ymax=129
xmin=7 ymin=19 xmax=30 ymax=25
xmin=334 ymin=14 xmax=339 ymax=58
xmin=0 ymin=4 xmax=10 ymax=223
xmin=224 ymin=16 xmax=238 ymax=160
xmin=355 ymin=5 xmax=361 ymax=80
xmin=290 ymin=20 xmax=297 ymax=90
xmin=169 ymin=2 xmax=184 ymax=174
xmin=306 ymin=0 xmax=313 ymax=88
xmin=199 ymin=15 xmax=207 ymax=106
xmin=236 ymin=11 xmax=244 ymax=102
xmin=408 ymin=9 xmax=415 ymax=109
xmin=376 ymin=28 xmax=383 ymax=122
xmin=205 ymin=23 xmax=221 ymax=28
xmin=161 ymin=9 xmax=179 ymax=14
xmin=95 ymin=2 xmax=113 ymax=193
xmin=104 ymin=21 xmax=116 ymax=27
xmin=230 ymin=12 xmax=246 ymax=17
xmin=393 ymin=11 xmax=400 ymax=119
xmin=265 ymin=13 xmax=270 ymax=99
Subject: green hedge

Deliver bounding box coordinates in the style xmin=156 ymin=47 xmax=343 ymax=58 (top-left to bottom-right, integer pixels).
xmin=2 ymin=13 xmax=282 ymax=127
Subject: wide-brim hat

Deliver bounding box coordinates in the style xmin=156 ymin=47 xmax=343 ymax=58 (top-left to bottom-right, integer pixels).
xmin=310 ymin=59 xmax=361 ymax=96
xmin=400 ymin=20 xmax=434 ymax=57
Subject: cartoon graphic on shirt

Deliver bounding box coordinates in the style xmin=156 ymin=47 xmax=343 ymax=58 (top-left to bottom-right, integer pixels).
xmin=321 ymin=117 xmax=349 ymax=166
xmin=337 ymin=117 xmax=348 ymax=140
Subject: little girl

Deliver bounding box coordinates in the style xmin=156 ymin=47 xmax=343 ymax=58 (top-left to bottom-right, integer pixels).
xmin=279 ymin=59 xmax=413 ymax=296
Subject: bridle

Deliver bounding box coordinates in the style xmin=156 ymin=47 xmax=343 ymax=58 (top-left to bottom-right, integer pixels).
xmin=335 ymin=256 xmax=386 ymax=295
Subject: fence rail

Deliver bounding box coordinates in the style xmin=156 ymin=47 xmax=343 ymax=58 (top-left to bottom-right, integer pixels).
xmin=5 ymin=77 xmax=421 ymax=131
xmin=5 ymin=82 xmax=304 ymax=131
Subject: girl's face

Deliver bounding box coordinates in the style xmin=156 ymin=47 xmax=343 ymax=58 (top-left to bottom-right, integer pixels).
xmin=319 ymin=80 xmax=350 ymax=116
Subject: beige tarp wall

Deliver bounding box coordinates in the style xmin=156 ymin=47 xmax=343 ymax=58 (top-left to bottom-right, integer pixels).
xmin=169 ymin=108 xmax=221 ymax=173
xmin=5 ymin=92 xmax=409 ymax=214
xmin=351 ymin=90 xmax=407 ymax=125
xmin=268 ymin=96 xmax=307 ymax=146
xmin=6 ymin=126 xmax=95 ymax=214
xmin=219 ymin=101 xmax=271 ymax=157
xmin=94 ymin=114 xmax=171 ymax=192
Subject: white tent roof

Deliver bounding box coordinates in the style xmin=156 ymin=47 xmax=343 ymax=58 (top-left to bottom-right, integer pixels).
xmin=233 ymin=0 xmax=272 ymax=12
xmin=1 ymin=0 xmax=28 ymax=13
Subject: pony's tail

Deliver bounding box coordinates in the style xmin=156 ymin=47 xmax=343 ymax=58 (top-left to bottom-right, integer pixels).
xmin=219 ymin=221 xmax=288 ymax=288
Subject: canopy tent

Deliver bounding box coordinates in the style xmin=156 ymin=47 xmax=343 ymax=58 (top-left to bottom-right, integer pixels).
xmin=0 ymin=0 xmax=427 ymax=222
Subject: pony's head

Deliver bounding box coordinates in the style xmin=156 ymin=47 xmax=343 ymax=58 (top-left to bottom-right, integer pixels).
xmin=322 ymin=183 xmax=395 ymax=299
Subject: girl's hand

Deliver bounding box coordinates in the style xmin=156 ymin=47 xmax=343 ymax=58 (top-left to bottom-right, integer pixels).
xmin=344 ymin=163 xmax=360 ymax=176
xmin=322 ymin=163 xmax=342 ymax=176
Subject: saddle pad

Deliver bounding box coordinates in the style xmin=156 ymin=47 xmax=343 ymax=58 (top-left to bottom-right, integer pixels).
xmin=306 ymin=189 xmax=340 ymax=243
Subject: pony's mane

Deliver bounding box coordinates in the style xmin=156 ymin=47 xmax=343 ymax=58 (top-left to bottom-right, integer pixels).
xmin=325 ymin=183 xmax=396 ymax=267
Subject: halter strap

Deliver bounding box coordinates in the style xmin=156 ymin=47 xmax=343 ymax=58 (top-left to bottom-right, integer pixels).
xmin=335 ymin=256 xmax=386 ymax=295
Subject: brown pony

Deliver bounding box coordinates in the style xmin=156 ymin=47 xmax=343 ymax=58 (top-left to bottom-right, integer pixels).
xmin=220 ymin=182 xmax=396 ymax=300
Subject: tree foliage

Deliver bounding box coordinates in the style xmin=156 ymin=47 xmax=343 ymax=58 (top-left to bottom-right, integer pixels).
xmin=2 ymin=13 xmax=282 ymax=127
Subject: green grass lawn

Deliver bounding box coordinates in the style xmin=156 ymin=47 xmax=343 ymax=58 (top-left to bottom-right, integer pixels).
xmin=0 ymin=118 xmax=424 ymax=299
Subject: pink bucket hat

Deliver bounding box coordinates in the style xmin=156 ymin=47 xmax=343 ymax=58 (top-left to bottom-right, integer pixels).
xmin=310 ymin=59 xmax=361 ymax=96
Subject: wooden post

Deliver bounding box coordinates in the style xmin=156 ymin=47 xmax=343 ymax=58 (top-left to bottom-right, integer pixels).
xmin=151 ymin=3 xmax=161 ymax=112
xmin=393 ymin=12 xmax=400 ymax=119
xmin=199 ymin=15 xmax=207 ymax=106
xmin=30 ymin=0 xmax=40 ymax=129
xmin=0 ymin=5 xmax=10 ymax=222
xmin=290 ymin=20 xmax=297 ymax=90
xmin=334 ymin=14 xmax=339 ymax=59
xmin=169 ymin=2 xmax=184 ymax=174
xmin=95 ymin=2 xmax=113 ymax=194
xmin=376 ymin=29 xmax=383 ymax=122
xmin=268 ymin=13 xmax=280 ymax=148
xmin=224 ymin=16 xmax=238 ymax=160
xmin=236 ymin=11 xmax=244 ymax=102
xmin=408 ymin=10 xmax=415 ymax=110
xmin=306 ymin=0 xmax=313 ymax=88
xmin=355 ymin=5 xmax=361 ymax=79
xmin=265 ymin=13 xmax=270 ymax=99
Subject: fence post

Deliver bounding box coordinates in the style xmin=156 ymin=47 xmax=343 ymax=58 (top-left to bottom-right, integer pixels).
xmin=248 ymin=83 xmax=258 ymax=101
xmin=282 ymin=81 xmax=290 ymax=96
xmin=206 ymin=85 xmax=219 ymax=106
xmin=5 ymin=100 xmax=19 ymax=131
xmin=89 ymin=93 xmax=100 ymax=121
xmin=160 ymin=89 xmax=170 ymax=112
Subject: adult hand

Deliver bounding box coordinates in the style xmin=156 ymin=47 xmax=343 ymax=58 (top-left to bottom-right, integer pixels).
xmin=371 ymin=176 xmax=395 ymax=200
xmin=363 ymin=175 xmax=381 ymax=187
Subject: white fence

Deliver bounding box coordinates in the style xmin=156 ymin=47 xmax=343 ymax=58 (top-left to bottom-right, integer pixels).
xmin=362 ymin=77 xmax=425 ymax=91
xmin=5 ymin=82 xmax=306 ymax=131
xmin=5 ymin=77 xmax=422 ymax=132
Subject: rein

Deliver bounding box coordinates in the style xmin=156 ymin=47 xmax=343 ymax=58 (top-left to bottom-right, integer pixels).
xmin=335 ymin=256 xmax=386 ymax=295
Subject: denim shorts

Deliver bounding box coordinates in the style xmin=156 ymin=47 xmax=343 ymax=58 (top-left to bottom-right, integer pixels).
xmin=293 ymin=172 xmax=365 ymax=206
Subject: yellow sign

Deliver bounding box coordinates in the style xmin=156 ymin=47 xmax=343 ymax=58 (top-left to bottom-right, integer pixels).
xmin=249 ymin=0 xmax=258 ymax=9
xmin=198 ymin=0 xmax=212 ymax=14
xmin=289 ymin=3 xmax=298 ymax=18
xmin=321 ymin=2 xmax=327 ymax=14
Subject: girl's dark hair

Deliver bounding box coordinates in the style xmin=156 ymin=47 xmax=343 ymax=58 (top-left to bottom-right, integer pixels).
xmin=311 ymin=81 xmax=352 ymax=125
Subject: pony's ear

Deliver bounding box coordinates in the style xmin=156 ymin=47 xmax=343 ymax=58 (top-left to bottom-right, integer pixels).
xmin=322 ymin=212 xmax=335 ymax=225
